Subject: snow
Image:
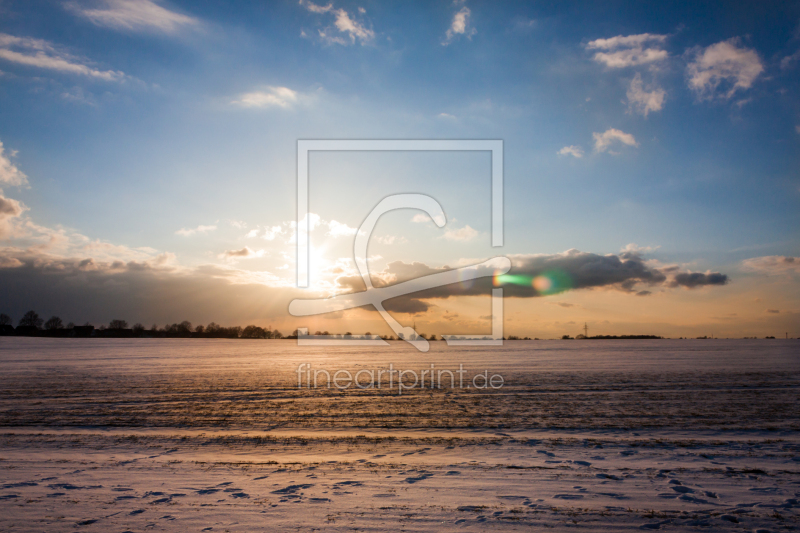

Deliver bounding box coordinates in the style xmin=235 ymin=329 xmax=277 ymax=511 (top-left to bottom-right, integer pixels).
xmin=0 ymin=338 xmax=798 ymax=530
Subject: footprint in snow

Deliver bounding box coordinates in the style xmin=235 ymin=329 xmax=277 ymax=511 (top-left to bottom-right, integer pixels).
xmin=2 ymin=482 xmax=38 ymax=489
xmin=272 ymin=484 xmax=313 ymax=494
xmin=405 ymin=473 xmax=433 ymax=484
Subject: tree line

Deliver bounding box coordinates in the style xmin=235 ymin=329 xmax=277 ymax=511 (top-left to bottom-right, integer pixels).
xmin=0 ymin=311 xmax=283 ymax=339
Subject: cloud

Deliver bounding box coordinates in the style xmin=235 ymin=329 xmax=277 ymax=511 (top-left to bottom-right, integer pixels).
xmin=442 ymin=5 xmax=476 ymax=45
xmin=0 ymin=194 xmax=24 ymax=218
xmin=626 ymin=73 xmax=665 ymax=117
xmin=0 ymin=192 xmax=26 ymax=238
xmin=686 ymin=38 xmax=763 ymax=100
xmin=593 ymin=128 xmax=638 ymax=153
xmin=175 ymin=224 xmax=216 ymax=236
xmin=326 ymin=220 xmax=358 ymax=238
xmin=668 ymin=271 xmax=729 ymax=288
xmin=442 ymin=225 xmax=478 ymax=242
xmin=334 ymin=248 xmax=728 ymax=309
xmin=586 ymin=33 xmax=668 ymax=68
xmin=218 ymin=246 xmax=265 ymax=262
xmin=742 ymin=255 xmax=800 ymax=275
xmin=0 ymin=33 xmax=125 ymax=81
xmin=231 ymin=86 xmax=298 ymax=108
xmin=247 ymin=225 xmax=284 ymax=240
xmin=66 ymin=0 xmax=198 ymax=33
xmin=557 ymin=145 xmax=584 ymax=158
xmin=765 ymin=309 xmax=780 ymax=314
xmin=781 ymin=50 xmax=800 ymax=70
xmin=299 ymin=0 xmax=374 ymax=45
xmin=0 ymin=141 xmax=28 ymax=187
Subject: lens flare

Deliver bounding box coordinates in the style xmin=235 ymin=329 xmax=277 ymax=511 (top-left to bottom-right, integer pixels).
xmin=531 ymin=269 xmax=572 ymax=295
xmin=532 ymin=276 xmax=552 ymax=292
xmin=493 ymin=269 xmax=572 ymax=295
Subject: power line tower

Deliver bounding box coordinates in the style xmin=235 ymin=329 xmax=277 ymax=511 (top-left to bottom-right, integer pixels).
xmin=584 ymin=322 xmax=588 ymax=338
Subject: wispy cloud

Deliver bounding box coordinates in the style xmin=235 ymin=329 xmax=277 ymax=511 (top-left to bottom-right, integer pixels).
xmin=593 ymin=128 xmax=638 ymax=153
xmin=231 ymin=86 xmax=298 ymax=108
xmin=442 ymin=3 xmax=476 ymax=46
xmin=781 ymin=49 xmax=800 ymax=70
xmin=246 ymin=225 xmax=284 ymax=240
xmin=0 ymin=141 xmax=28 ymax=187
xmin=66 ymin=0 xmax=198 ymax=33
xmin=742 ymin=255 xmax=800 ymax=275
xmin=686 ymin=38 xmax=763 ymax=100
xmin=299 ymin=0 xmax=374 ymax=45
xmin=626 ymin=73 xmax=665 ymax=117
xmin=586 ymin=33 xmax=668 ymax=68
xmin=175 ymin=224 xmax=216 ymax=236
xmin=557 ymin=145 xmax=584 ymax=158
xmin=0 ymin=33 xmax=125 ymax=81
xmin=443 ymin=225 xmax=478 ymax=241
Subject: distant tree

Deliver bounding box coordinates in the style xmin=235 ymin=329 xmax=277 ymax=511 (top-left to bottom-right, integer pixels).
xmin=322 ymin=331 xmax=330 ymax=336
xmin=429 ymin=334 xmax=438 ymax=341
xmin=365 ymin=332 xmax=371 ymax=337
xmin=195 ymin=325 xmax=204 ymax=334
xmin=19 ymin=310 xmax=43 ymax=329
xmin=66 ymin=322 xmax=75 ymax=329
xmin=44 ymin=316 xmax=64 ymax=330
xmin=132 ymin=323 xmax=145 ymax=335
xmin=150 ymin=324 xmax=158 ymax=331
xmin=292 ymin=329 xmax=299 ymax=337
xmin=242 ymin=325 xmax=268 ymax=338
xmin=344 ymin=331 xmax=352 ymax=338
xmin=0 ymin=314 xmax=11 ymax=326
xmin=109 ymin=319 xmax=128 ymax=330
xmin=177 ymin=321 xmax=192 ymax=335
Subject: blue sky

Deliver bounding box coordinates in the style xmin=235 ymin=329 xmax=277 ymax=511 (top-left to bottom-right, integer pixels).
xmin=0 ymin=0 xmax=798 ymax=337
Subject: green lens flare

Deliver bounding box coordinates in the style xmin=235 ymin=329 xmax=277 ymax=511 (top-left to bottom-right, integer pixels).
xmin=493 ymin=270 xmax=573 ymax=295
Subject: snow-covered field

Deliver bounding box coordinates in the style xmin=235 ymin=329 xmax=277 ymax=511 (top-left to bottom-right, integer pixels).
xmin=0 ymin=339 xmax=798 ymax=531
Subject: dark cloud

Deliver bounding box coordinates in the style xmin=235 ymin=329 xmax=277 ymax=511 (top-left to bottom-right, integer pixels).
xmin=333 ymin=249 xmax=728 ymax=310
xmin=765 ymin=309 xmax=780 ymax=314
xmin=382 ymin=296 xmax=431 ymax=315
xmin=669 ymin=272 xmax=729 ymax=288
xmin=0 ymin=250 xmax=295 ymax=326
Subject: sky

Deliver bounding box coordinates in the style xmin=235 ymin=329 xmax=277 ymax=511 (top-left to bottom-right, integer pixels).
xmin=0 ymin=0 xmax=799 ymax=339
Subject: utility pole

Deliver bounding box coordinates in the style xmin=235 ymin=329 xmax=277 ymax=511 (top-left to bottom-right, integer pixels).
xmin=584 ymin=322 xmax=588 ymax=338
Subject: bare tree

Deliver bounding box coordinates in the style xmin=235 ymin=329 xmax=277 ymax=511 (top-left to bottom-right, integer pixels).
xmin=19 ymin=310 xmax=43 ymax=329
xmin=44 ymin=316 xmax=64 ymax=330
xmin=0 ymin=314 xmax=11 ymax=326
xmin=132 ymin=323 xmax=145 ymax=335
xmin=108 ymin=319 xmax=128 ymax=330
